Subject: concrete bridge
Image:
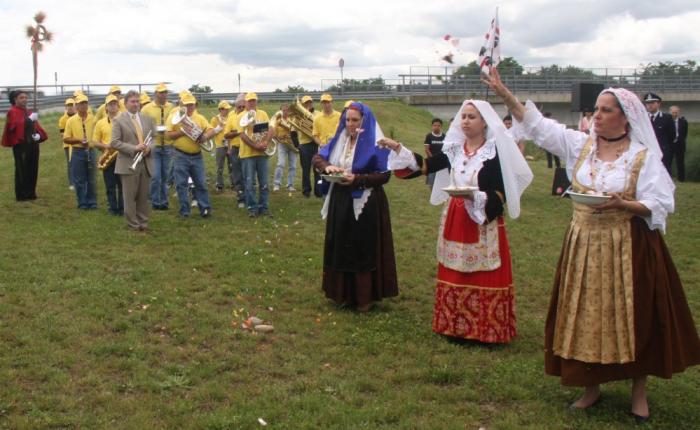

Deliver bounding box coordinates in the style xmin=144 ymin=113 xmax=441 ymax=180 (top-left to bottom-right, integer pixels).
xmin=405 ymin=91 xmax=700 ymax=125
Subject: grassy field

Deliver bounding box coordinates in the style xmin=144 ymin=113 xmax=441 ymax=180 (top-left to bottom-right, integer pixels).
xmin=0 ymin=100 xmax=699 ymax=429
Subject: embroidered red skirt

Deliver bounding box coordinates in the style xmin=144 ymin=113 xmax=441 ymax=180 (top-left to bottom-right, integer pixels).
xmin=432 ymin=199 xmax=516 ymax=343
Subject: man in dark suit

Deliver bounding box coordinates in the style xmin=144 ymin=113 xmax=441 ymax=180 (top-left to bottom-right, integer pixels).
xmin=643 ymin=92 xmax=676 ymax=176
xmin=111 ymin=90 xmax=156 ymax=231
xmin=669 ymin=105 xmax=688 ymax=182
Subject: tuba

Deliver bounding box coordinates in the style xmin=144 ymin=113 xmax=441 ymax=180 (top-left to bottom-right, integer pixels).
xmin=287 ymin=97 xmax=315 ymax=142
xmin=97 ymin=148 xmax=118 ymax=170
xmin=171 ymin=107 xmax=214 ymax=152
xmin=267 ymin=111 xmax=299 ymax=157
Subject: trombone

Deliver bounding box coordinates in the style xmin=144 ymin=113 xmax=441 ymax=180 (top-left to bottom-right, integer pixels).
xmin=130 ymin=130 xmax=153 ymax=172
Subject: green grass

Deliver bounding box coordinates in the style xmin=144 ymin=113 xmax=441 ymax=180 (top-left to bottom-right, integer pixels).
xmin=0 ymin=100 xmax=698 ymax=429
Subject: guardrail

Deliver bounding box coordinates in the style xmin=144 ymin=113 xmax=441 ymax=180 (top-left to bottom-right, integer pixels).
xmin=3 ymin=72 xmax=700 ymax=114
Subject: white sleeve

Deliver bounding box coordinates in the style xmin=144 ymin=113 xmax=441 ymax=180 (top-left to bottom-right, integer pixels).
xmin=387 ymin=145 xmax=419 ymax=171
xmin=635 ymin=151 xmax=675 ymax=233
xmin=514 ymin=100 xmax=589 ymax=173
xmin=466 ymin=191 xmax=488 ymax=225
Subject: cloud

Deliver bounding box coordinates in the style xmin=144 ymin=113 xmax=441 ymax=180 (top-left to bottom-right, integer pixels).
xmin=1 ymin=0 xmax=699 ymax=92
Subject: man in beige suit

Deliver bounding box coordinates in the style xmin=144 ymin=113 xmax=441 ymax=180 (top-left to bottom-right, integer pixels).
xmin=111 ymin=90 xmax=156 ymax=231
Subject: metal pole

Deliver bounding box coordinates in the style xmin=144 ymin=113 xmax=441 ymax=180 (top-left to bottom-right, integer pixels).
xmin=238 ymin=73 xmax=241 ymax=93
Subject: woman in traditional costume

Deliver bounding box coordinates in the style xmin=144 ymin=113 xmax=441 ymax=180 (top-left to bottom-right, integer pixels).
xmin=312 ymin=102 xmax=398 ymax=312
xmin=380 ymin=100 xmax=533 ymax=343
xmin=484 ymin=67 xmax=700 ymax=422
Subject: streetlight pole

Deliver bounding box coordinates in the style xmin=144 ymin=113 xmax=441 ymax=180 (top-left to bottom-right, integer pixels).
xmin=339 ymin=58 xmax=345 ymax=95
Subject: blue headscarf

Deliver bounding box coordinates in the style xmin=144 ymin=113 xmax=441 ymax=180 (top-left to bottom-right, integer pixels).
xmin=318 ymin=102 xmax=389 ymax=198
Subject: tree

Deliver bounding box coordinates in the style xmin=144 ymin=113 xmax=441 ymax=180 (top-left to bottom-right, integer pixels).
xmin=639 ymin=60 xmax=700 ymax=76
xmin=534 ymin=65 xmax=595 ymax=78
xmin=25 ymin=11 xmax=53 ymax=111
xmin=439 ymin=57 xmax=523 ymax=82
xmin=273 ymin=85 xmax=307 ymax=94
xmin=326 ymin=77 xmax=387 ymax=92
xmin=188 ymin=83 xmax=213 ymax=94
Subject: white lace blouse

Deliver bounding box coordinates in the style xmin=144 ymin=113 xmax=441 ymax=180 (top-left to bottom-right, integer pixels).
xmin=515 ymin=108 xmax=674 ymax=232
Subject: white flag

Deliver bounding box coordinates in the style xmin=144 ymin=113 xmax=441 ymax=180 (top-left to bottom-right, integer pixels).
xmin=478 ymin=8 xmax=501 ymax=75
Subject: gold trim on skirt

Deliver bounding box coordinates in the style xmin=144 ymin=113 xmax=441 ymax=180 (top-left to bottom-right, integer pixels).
xmin=552 ymin=203 xmax=636 ymax=364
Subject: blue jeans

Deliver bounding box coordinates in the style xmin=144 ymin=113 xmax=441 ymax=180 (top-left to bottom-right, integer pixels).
xmin=273 ymin=143 xmax=297 ymax=188
xmin=70 ymin=148 xmax=97 ymax=209
xmin=64 ymin=147 xmax=74 ymax=186
xmin=103 ymin=162 xmax=123 ymax=215
xmin=230 ymin=146 xmax=245 ymax=203
xmin=242 ymin=156 xmax=269 ymax=214
xmin=173 ymin=149 xmax=211 ymax=217
xmin=150 ymin=145 xmax=173 ymax=208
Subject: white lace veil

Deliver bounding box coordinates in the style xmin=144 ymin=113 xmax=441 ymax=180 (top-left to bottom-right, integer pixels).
xmin=432 ymin=100 xmax=533 ymax=219
xmin=591 ymin=88 xmax=663 ymax=158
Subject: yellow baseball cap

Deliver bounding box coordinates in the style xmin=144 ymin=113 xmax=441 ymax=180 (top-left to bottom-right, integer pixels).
xmin=140 ymin=92 xmax=151 ymax=105
xmin=320 ymin=93 xmax=333 ymax=102
xmin=154 ymin=83 xmax=168 ymax=93
xmin=179 ymin=90 xmax=192 ymax=99
xmin=344 ymin=100 xmax=355 ymax=108
xmin=245 ymin=92 xmax=258 ymax=101
xmin=109 ymin=85 xmax=122 ymax=94
xmin=105 ymin=94 xmax=118 ymax=104
xmin=301 ymin=95 xmax=313 ymax=103
xmin=73 ymin=89 xmax=85 ymax=97
xmin=64 ymin=98 xmax=75 ymax=105
xmin=218 ymin=101 xmax=232 ymax=110
xmin=75 ymin=94 xmax=89 ymax=103
xmin=181 ymin=93 xmax=197 ymax=105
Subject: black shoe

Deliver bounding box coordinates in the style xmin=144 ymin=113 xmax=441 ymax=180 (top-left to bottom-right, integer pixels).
xmin=248 ymin=211 xmax=257 ymax=218
xmin=259 ymin=210 xmax=273 ymax=218
xmin=201 ymin=208 xmax=211 ymax=218
xmin=302 ymin=191 xmax=310 ymax=198
xmin=629 ymin=411 xmax=650 ymax=425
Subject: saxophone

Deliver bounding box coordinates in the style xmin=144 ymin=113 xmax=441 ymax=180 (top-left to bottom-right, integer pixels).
xmin=97 ymin=148 xmax=118 ymax=170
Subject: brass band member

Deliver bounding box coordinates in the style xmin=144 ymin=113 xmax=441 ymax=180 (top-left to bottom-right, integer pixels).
xmin=58 ymin=97 xmax=76 ymax=190
xmin=166 ymin=93 xmax=218 ymax=218
xmin=210 ymin=101 xmax=233 ymax=192
xmin=272 ymin=103 xmax=299 ymax=192
xmin=223 ymin=94 xmax=247 ymax=208
xmin=297 ymin=95 xmax=321 ymax=197
xmin=93 ymin=94 xmax=123 ymax=215
xmin=238 ymin=92 xmax=272 ymax=217
xmin=312 ymin=93 xmax=341 ymax=148
xmin=95 ymin=85 xmax=126 ymax=121
xmin=110 ymin=90 xmax=157 ymax=231
xmin=63 ymin=93 xmax=97 ymax=209
xmin=141 ymin=83 xmax=174 ymax=210
xmin=139 ymin=92 xmax=151 ymax=108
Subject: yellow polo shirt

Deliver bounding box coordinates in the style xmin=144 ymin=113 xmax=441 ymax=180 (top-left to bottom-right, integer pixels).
xmin=141 ymin=101 xmax=174 ymax=146
xmin=64 ymin=113 xmax=96 ymax=148
xmin=313 ymin=110 xmax=341 ymax=146
xmin=58 ymin=113 xmax=75 ymax=148
xmin=167 ymin=111 xmax=210 ymax=154
xmin=94 ymin=99 xmax=126 ymax=122
xmin=239 ymin=110 xmax=270 ymax=159
xmin=224 ymin=111 xmax=244 ymax=148
xmin=210 ymin=114 xmax=229 ymax=148
xmin=92 ymin=117 xmax=114 ymax=148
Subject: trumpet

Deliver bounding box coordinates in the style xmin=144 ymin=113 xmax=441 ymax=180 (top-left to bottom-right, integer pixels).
xmin=130 ymin=130 xmax=153 ymax=172
xmin=171 ymin=107 xmax=214 ymax=152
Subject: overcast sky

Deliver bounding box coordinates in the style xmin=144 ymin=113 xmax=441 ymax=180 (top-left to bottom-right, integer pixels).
xmin=2 ymin=0 xmax=699 ymax=95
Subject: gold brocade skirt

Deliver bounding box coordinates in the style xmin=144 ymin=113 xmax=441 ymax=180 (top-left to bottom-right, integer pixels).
xmin=552 ymin=204 xmax=636 ymax=364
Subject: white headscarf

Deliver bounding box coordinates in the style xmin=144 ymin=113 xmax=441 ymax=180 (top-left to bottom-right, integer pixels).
xmin=591 ymin=87 xmax=663 ymax=158
xmin=432 ymin=99 xmax=533 ymax=219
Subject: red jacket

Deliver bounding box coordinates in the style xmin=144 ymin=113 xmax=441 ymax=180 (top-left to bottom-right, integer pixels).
xmin=1 ymin=105 xmax=47 ymax=147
